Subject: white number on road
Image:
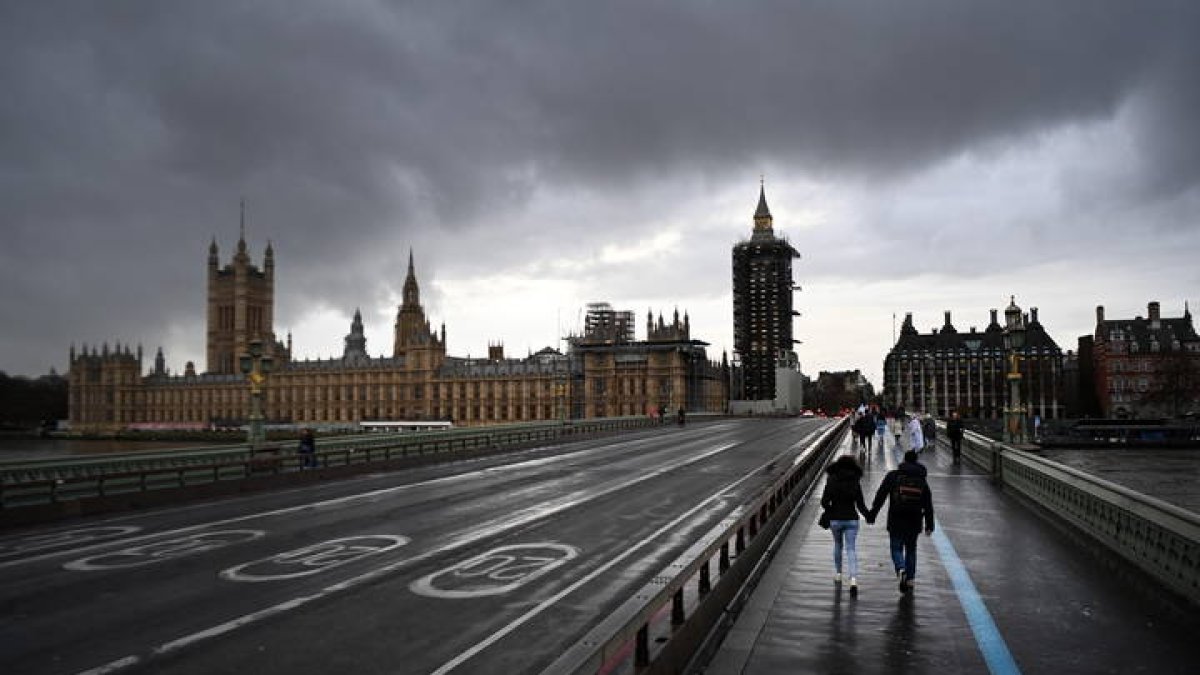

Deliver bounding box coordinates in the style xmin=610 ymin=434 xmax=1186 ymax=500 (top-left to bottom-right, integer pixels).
xmin=64 ymin=530 xmax=264 ymax=571
xmin=221 ymin=535 xmax=410 ymax=582
xmin=410 ymin=543 xmax=579 ymax=599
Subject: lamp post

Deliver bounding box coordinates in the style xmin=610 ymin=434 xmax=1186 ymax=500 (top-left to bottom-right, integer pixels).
xmin=1003 ymin=297 xmax=1027 ymax=444
xmin=239 ymin=339 xmax=274 ymax=449
xmin=927 ymin=353 xmax=938 ymax=419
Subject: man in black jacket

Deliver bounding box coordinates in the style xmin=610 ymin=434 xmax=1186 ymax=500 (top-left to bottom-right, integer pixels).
xmin=869 ymin=450 xmax=935 ymax=594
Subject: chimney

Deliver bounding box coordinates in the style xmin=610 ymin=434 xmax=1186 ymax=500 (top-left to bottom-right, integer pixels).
xmin=488 ymin=342 xmax=504 ymax=361
xmin=990 ymin=309 xmax=999 ymax=325
xmin=1149 ymin=301 xmax=1161 ymax=329
xmin=1096 ymin=305 xmax=1105 ymax=324
xmin=1031 ymin=307 xmax=1039 ymax=325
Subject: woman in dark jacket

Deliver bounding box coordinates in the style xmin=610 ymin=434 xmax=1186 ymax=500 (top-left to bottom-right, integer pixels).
xmin=820 ymin=454 xmax=872 ymax=595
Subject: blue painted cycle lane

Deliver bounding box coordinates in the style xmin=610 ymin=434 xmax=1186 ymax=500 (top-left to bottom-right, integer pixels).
xmin=702 ymin=434 xmax=1200 ymax=674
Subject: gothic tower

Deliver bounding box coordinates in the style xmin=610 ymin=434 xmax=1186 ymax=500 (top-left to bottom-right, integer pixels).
xmin=206 ymin=202 xmax=276 ymax=374
xmin=731 ymin=182 xmax=801 ymax=401
xmin=393 ymin=250 xmax=446 ymax=370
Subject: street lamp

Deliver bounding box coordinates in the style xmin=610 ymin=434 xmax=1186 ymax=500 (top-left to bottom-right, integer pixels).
xmin=1003 ymin=297 xmax=1027 ymax=444
xmin=927 ymin=353 xmax=938 ymax=419
xmin=239 ymin=339 xmax=274 ymax=448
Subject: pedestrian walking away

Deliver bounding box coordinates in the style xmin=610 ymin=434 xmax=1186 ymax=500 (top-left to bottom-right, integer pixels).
xmin=297 ymin=428 xmax=317 ymax=469
xmin=869 ymin=450 xmax=934 ymax=594
xmin=947 ymin=411 xmax=964 ymax=462
xmin=907 ymin=414 xmax=925 ymax=454
xmin=921 ymin=414 xmax=937 ymax=451
xmin=820 ymin=454 xmax=873 ymax=597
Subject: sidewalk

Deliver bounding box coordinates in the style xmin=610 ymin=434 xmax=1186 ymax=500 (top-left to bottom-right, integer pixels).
xmin=701 ymin=431 xmax=1200 ymax=674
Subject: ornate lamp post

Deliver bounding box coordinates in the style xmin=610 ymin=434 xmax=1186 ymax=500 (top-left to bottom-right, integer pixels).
xmin=239 ymin=339 xmax=274 ymax=448
xmin=1003 ymin=297 xmax=1027 ymax=444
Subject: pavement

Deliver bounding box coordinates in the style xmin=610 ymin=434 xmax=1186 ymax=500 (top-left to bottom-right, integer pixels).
xmin=701 ymin=432 xmax=1200 ymax=675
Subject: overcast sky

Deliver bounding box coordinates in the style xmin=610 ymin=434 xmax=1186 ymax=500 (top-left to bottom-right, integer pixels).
xmin=2 ymin=1 xmax=1199 ymax=389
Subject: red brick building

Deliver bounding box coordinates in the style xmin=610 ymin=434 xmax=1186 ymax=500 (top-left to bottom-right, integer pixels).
xmin=1092 ymin=301 xmax=1200 ymax=418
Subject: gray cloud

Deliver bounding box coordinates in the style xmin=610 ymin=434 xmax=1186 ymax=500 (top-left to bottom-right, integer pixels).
xmin=1 ymin=1 xmax=1198 ymax=376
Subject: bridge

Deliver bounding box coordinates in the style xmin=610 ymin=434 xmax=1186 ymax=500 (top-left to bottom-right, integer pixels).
xmin=0 ymin=417 xmax=1197 ymax=674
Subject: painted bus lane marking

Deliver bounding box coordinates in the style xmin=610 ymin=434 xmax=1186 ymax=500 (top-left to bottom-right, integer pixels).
xmin=222 ymin=535 xmax=410 ymax=582
xmin=64 ymin=530 xmax=264 ymax=571
xmin=411 ymin=543 xmax=579 ymax=599
xmin=0 ymin=526 xmax=141 ymax=562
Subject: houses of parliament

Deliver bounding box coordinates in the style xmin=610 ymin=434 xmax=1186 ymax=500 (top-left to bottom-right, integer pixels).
xmin=67 ymin=227 xmax=729 ymax=432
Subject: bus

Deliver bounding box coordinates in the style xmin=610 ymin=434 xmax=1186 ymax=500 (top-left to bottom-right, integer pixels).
xmin=358 ymin=421 xmax=454 ymax=433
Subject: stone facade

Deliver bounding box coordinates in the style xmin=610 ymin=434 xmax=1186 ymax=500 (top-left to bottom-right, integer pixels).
xmin=882 ymin=299 xmax=1064 ymax=420
xmin=68 ymin=238 xmax=728 ymax=432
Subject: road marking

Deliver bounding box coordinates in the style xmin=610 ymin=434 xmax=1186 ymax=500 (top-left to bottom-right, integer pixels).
xmin=74 ymin=439 xmax=747 ymax=673
xmin=432 ymin=426 xmax=837 ymax=674
xmin=411 ymin=543 xmax=579 ymax=598
xmin=64 ymin=530 xmax=265 ymax=571
xmin=75 ymin=655 xmax=140 ymax=675
xmin=931 ymin=528 xmax=1022 ymax=675
xmin=3 ymin=430 xmax=729 ymax=571
xmin=221 ymin=535 xmax=410 ymax=582
xmin=0 ymin=526 xmax=140 ymax=561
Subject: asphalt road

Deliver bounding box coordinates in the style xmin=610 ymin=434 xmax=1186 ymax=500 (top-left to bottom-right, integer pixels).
xmin=0 ymin=417 xmax=834 ymax=675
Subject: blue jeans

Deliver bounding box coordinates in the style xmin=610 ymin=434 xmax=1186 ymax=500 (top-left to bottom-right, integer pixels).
xmin=830 ymin=520 xmax=860 ymax=578
xmin=890 ymin=531 xmax=920 ymax=580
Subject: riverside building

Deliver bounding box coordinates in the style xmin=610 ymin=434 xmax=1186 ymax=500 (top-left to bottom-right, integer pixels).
xmin=68 ymin=234 xmax=728 ymax=432
xmin=882 ymin=299 xmax=1064 ymax=420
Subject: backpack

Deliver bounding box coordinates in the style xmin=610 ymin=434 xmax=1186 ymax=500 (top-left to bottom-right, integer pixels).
xmin=892 ymin=472 xmax=925 ymax=511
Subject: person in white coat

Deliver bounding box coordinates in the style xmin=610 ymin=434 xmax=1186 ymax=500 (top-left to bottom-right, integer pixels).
xmin=907 ymin=414 xmax=925 ymax=453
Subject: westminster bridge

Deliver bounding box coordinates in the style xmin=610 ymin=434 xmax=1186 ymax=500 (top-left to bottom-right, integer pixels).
xmin=0 ymin=416 xmax=1197 ymax=674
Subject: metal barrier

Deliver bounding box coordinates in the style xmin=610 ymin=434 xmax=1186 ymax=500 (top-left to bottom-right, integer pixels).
xmin=958 ymin=429 xmax=1200 ymax=607
xmin=0 ymin=416 xmax=661 ymax=510
xmin=542 ymin=419 xmax=848 ymax=675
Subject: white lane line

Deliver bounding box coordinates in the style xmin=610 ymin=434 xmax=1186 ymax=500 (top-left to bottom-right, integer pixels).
xmin=436 ymin=425 xmax=837 ymax=674
xmin=74 ymin=440 xmax=745 ymax=674
xmin=75 ymin=655 xmax=140 ymax=675
xmin=431 ymin=471 xmax=767 ymax=673
xmin=4 ymin=430 xmax=732 ymax=571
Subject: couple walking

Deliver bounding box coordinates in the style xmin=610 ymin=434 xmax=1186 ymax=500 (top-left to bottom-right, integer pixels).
xmin=820 ymin=450 xmax=935 ymax=596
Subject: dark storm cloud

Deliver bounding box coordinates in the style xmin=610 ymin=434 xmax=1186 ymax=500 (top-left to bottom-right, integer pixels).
xmin=1 ymin=1 xmax=1197 ymax=374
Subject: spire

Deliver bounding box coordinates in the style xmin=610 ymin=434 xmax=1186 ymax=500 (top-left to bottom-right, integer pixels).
xmin=208 ymin=237 xmax=219 ymax=265
xmin=402 ymin=248 xmax=420 ymax=308
xmin=754 ymin=177 xmax=771 ymax=219
xmin=752 ymin=178 xmax=774 ymax=236
xmin=236 ymin=198 xmax=248 ymax=257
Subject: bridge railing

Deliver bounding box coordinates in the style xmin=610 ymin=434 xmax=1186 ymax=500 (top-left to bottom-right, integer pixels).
xmin=958 ymin=429 xmax=1200 ymax=607
xmin=542 ymin=418 xmax=849 ymax=675
xmin=0 ymin=416 xmax=663 ymax=511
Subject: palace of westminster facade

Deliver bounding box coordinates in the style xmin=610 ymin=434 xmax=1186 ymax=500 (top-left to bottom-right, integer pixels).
xmin=68 ymin=233 xmax=729 ymax=432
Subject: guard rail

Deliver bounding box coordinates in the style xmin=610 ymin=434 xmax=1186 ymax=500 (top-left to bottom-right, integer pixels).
xmin=958 ymin=429 xmax=1200 ymax=607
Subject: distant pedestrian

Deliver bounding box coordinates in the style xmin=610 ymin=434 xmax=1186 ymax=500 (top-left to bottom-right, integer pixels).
xmin=1033 ymin=414 xmax=1042 ymax=440
xmin=298 ymin=428 xmax=317 ymax=469
xmin=889 ymin=411 xmax=903 ymax=450
xmin=853 ymin=412 xmax=874 ymax=455
xmin=875 ymin=413 xmax=888 ymax=454
xmin=820 ymin=455 xmax=872 ymax=597
xmin=869 ymin=450 xmax=935 ymax=594
xmin=947 ymin=411 xmax=964 ymax=462
xmin=907 ymin=414 xmax=925 ymax=453
xmin=921 ymin=414 xmax=937 ymax=451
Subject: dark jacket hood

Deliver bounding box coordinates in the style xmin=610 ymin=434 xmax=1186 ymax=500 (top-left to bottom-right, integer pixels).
xmin=827 ymin=455 xmax=863 ymax=480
